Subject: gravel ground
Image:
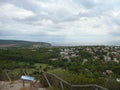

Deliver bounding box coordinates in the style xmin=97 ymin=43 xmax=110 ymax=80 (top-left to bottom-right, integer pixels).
xmin=0 ymin=80 xmax=31 ymax=90
xmin=0 ymin=80 xmax=47 ymax=90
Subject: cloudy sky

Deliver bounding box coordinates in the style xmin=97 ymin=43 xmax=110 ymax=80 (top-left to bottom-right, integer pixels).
xmin=0 ymin=0 xmax=120 ymax=45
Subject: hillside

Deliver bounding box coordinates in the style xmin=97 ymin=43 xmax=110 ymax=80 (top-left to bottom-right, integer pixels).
xmin=0 ymin=46 xmax=120 ymax=90
xmin=0 ymin=40 xmax=51 ymax=48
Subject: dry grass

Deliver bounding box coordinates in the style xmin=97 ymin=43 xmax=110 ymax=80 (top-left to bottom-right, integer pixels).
xmin=20 ymin=87 xmax=30 ymax=90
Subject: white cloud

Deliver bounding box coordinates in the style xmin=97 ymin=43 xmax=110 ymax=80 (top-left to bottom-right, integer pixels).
xmin=0 ymin=3 xmax=36 ymax=19
xmin=29 ymin=0 xmax=79 ymax=13
xmin=41 ymin=19 xmax=54 ymax=26
xmin=0 ymin=0 xmax=120 ymax=45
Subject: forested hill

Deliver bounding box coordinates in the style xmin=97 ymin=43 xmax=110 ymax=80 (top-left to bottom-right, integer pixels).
xmin=0 ymin=40 xmax=51 ymax=48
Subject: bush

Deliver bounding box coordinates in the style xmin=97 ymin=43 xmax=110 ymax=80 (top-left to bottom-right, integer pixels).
xmin=105 ymin=79 xmax=120 ymax=90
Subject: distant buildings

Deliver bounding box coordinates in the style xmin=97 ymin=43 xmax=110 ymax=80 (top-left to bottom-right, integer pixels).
xmin=59 ymin=46 xmax=120 ymax=64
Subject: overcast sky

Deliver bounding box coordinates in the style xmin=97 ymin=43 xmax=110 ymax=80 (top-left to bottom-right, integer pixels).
xmin=0 ymin=0 xmax=120 ymax=45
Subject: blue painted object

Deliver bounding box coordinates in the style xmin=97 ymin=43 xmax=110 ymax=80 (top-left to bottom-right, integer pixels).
xmin=21 ymin=75 xmax=35 ymax=81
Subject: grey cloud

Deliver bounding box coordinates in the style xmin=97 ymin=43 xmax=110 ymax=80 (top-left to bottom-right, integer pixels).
xmin=110 ymin=32 xmax=120 ymax=36
xmin=0 ymin=29 xmax=17 ymax=36
xmin=13 ymin=16 xmax=42 ymax=25
xmin=107 ymin=40 xmax=120 ymax=46
xmin=74 ymin=0 xmax=96 ymax=8
xmin=14 ymin=11 xmax=78 ymax=25
xmin=0 ymin=0 xmax=120 ymax=45
xmin=47 ymin=13 xmax=78 ymax=23
xmin=0 ymin=0 xmax=95 ymax=24
xmin=0 ymin=0 xmax=36 ymax=12
xmin=111 ymin=18 xmax=120 ymax=25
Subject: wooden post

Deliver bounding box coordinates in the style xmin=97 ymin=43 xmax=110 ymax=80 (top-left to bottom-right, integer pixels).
xmin=43 ymin=73 xmax=52 ymax=87
xmin=22 ymin=69 xmax=27 ymax=75
xmin=95 ymin=88 xmax=98 ymax=90
xmin=60 ymin=81 xmax=64 ymax=90
xmin=94 ymin=85 xmax=98 ymax=90
xmin=23 ymin=80 xmax=25 ymax=87
xmin=71 ymin=86 xmax=73 ymax=90
xmin=4 ymin=70 xmax=11 ymax=82
xmin=94 ymin=87 xmax=98 ymax=90
xmin=30 ymin=81 xmax=32 ymax=89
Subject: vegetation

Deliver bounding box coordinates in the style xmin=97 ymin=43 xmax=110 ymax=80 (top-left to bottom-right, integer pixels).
xmin=0 ymin=46 xmax=120 ymax=90
xmin=49 ymin=69 xmax=120 ymax=90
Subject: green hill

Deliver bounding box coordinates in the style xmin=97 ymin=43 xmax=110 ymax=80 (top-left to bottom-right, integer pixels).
xmin=0 ymin=40 xmax=51 ymax=48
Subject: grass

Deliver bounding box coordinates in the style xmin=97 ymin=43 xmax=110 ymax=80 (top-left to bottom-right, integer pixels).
xmin=8 ymin=69 xmax=21 ymax=75
xmin=34 ymin=63 xmax=47 ymax=69
xmin=48 ymin=68 xmax=63 ymax=73
xmin=6 ymin=63 xmax=48 ymax=77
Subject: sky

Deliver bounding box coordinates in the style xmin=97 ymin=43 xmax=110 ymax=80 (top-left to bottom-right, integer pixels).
xmin=0 ymin=0 xmax=120 ymax=45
